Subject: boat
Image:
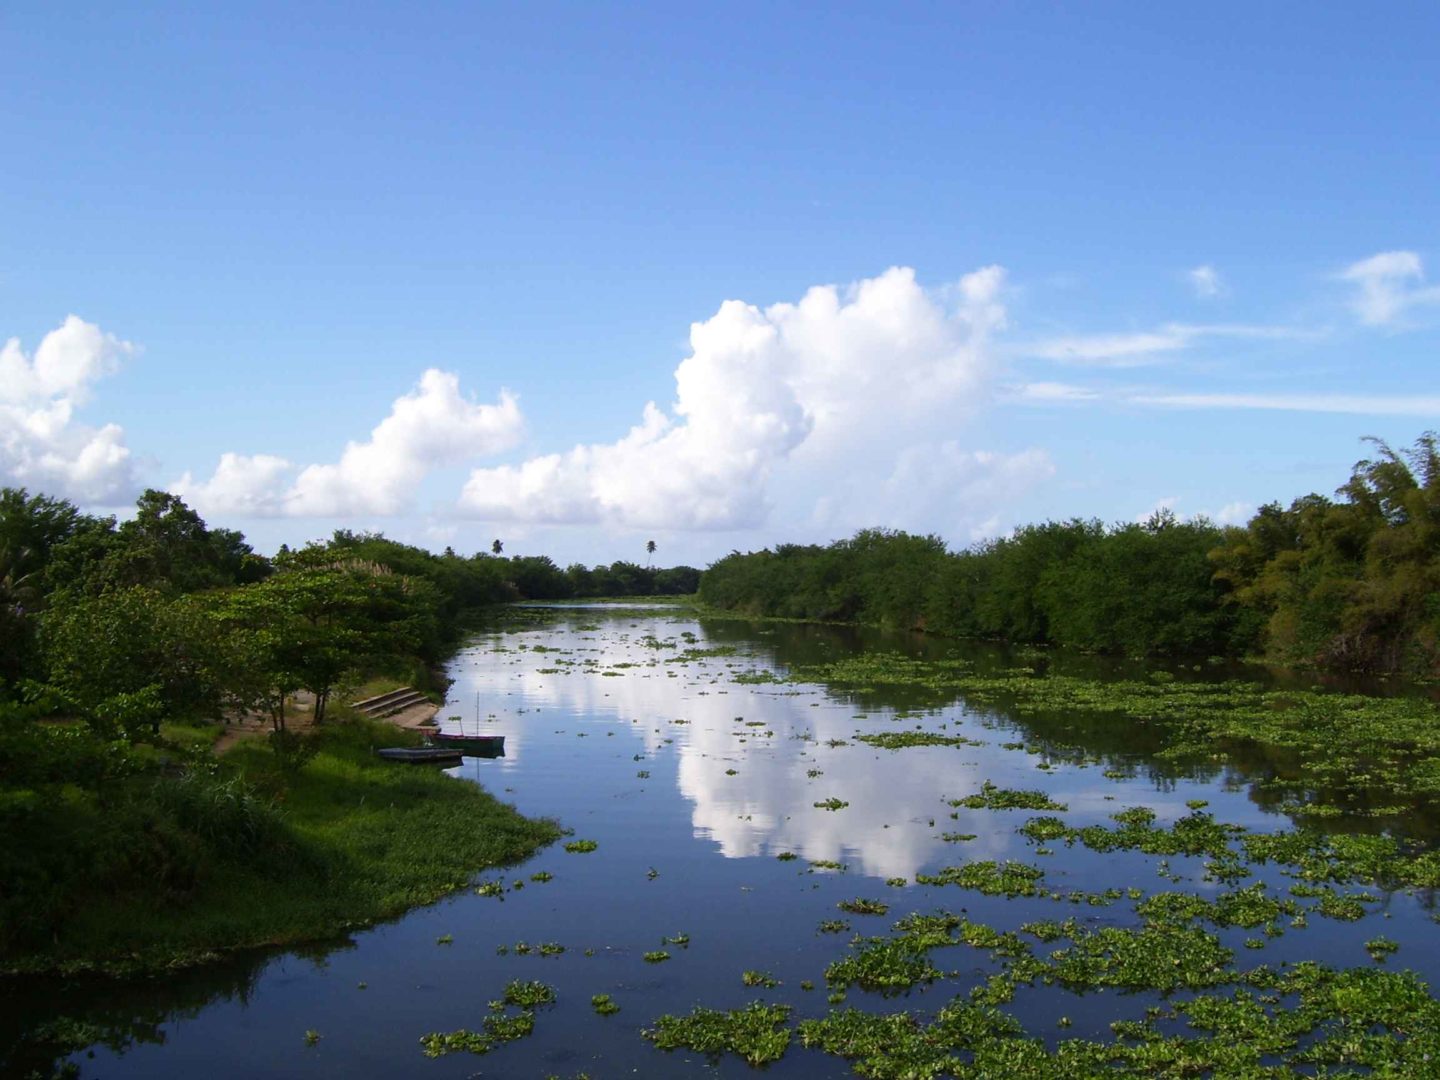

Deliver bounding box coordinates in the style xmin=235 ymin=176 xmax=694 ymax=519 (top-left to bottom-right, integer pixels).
xmin=426 ymin=731 xmax=505 ymax=757
xmin=424 ymin=691 xmax=506 ymax=757
xmin=377 ymin=746 xmax=464 ymax=765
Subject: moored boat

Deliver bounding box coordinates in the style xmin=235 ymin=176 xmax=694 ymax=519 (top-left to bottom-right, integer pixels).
xmin=376 ymin=746 xmax=464 ymax=765
xmin=426 ymin=731 xmax=506 ymax=757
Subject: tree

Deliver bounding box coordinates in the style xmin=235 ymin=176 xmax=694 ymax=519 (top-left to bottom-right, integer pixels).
xmin=646 ymin=539 xmax=656 ymax=567
xmin=0 ymin=544 xmax=42 ymax=689
xmin=492 ymin=538 xmax=504 ymax=556
xmin=0 ymin=488 xmax=111 ymax=685
xmin=213 ymin=560 xmax=438 ymax=731
xmin=49 ymin=490 xmax=268 ymax=597
xmin=42 ymin=587 xmax=231 ymax=737
xmin=508 ymin=555 xmax=570 ymax=599
xmin=0 ymin=488 xmax=86 ymax=572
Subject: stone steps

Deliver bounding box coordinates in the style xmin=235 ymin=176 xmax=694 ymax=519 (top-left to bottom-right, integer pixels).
xmin=350 ymin=687 xmax=431 ymax=718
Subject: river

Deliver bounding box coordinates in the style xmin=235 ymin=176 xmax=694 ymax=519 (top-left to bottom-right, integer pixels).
xmin=7 ymin=602 xmax=1439 ymax=1076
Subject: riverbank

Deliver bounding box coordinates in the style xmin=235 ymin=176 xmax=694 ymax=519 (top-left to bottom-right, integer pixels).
xmin=1 ymin=717 xmax=560 ymax=976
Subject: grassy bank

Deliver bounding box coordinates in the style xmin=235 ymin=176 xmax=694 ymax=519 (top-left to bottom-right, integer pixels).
xmin=1 ymin=718 xmax=559 ymax=975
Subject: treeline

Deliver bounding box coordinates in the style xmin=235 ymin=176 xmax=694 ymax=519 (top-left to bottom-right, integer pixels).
xmin=0 ymin=486 xmax=695 ymax=961
xmin=0 ymin=489 xmax=699 ymax=705
xmin=699 ymin=434 xmax=1440 ymax=676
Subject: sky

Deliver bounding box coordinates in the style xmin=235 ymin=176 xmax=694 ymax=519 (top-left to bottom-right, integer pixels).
xmin=3 ymin=3 xmax=1439 ymax=568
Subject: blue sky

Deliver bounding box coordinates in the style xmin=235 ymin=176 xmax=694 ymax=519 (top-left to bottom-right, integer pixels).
xmin=3 ymin=3 xmax=1438 ymax=566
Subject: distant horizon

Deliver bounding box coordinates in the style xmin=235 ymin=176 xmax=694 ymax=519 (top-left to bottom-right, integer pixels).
xmin=4 ymin=5 xmax=1438 ymax=569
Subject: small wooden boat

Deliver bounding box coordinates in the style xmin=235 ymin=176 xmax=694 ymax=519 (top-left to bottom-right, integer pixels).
xmin=377 ymin=746 xmax=464 ymax=765
xmin=427 ymin=692 xmax=506 ymax=757
xmin=427 ymin=732 xmax=506 ymax=757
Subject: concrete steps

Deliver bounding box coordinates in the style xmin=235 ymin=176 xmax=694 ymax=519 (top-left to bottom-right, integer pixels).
xmin=350 ymin=687 xmax=431 ymax=718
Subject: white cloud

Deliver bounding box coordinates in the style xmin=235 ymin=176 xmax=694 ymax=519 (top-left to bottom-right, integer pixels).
xmin=174 ymin=369 xmax=523 ymax=517
xmin=1028 ymin=328 xmax=1190 ymax=366
xmin=172 ymin=452 xmax=294 ymax=516
xmin=1211 ymin=501 xmax=1253 ymax=526
xmin=1340 ymin=250 xmax=1440 ymax=326
xmin=1135 ymin=497 xmax=1253 ymax=527
xmin=0 ymin=316 xmax=138 ymax=503
xmin=1007 ymin=380 xmax=1100 ymax=402
xmin=1135 ymin=495 xmax=1180 ymax=524
xmin=1188 ymin=264 xmax=1225 ymax=299
xmin=1128 ymin=390 xmax=1440 ymax=416
xmin=460 ymin=266 xmax=1008 ymax=530
xmin=1026 ymin=322 xmax=1312 ymax=367
xmin=880 ymin=443 xmax=1055 ymax=539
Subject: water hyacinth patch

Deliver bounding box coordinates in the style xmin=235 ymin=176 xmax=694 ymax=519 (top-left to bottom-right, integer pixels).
xmin=915 ymin=861 xmax=1047 ymax=898
xmin=949 ymin=781 xmax=1067 ymax=812
xmin=838 ymin=898 xmax=890 ymax=916
xmin=644 ymin=1002 xmax=792 ymax=1066
xmin=854 ymin=731 xmax=982 ymax=750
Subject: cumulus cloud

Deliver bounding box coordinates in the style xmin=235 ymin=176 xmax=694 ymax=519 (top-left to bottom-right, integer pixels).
xmin=172 ymin=452 xmax=294 ymax=516
xmin=878 ymin=443 xmax=1055 ymax=540
xmin=1188 ymin=264 xmax=1225 ymax=299
xmin=1340 ymin=250 xmax=1440 ymax=326
xmin=0 ymin=316 xmax=137 ymax=502
xmin=460 ymin=266 xmax=1007 ymax=530
xmin=174 ymin=369 xmax=522 ymax=517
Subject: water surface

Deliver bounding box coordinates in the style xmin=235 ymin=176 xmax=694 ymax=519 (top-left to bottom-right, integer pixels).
xmin=9 ymin=604 xmax=1439 ymax=1076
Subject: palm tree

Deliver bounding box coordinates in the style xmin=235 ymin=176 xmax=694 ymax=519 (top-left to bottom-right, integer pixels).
xmin=646 ymin=539 xmax=656 ymax=568
xmin=492 ymin=539 xmax=504 ymax=556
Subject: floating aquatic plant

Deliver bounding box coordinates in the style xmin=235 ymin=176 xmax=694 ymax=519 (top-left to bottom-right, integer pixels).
xmin=949 ymin=781 xmax=1067 ymax=812
xmin=915 ymin=861 xmax=1047 ymax=898
xmin=838 ymin=898 xmax=889 ymax=915
xmin=855 ymin=731 xmax=981 ymax=750
xmin=501 ymin=980 xmax=557 ymax=1008
xmin=644 ymin=1002 xmax=792 ymax=1066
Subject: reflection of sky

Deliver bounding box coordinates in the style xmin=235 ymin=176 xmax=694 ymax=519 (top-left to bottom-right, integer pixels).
xmin=444 ymin=613 xmax=1221 ymax=879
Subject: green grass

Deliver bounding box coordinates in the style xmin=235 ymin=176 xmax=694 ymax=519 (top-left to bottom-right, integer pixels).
xmin=2 ymin=718 xmax=559 ymax=974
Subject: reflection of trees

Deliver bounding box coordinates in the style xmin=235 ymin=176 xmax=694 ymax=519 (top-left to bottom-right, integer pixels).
xmin=0 ymin=939 xmax=354 ymax=1078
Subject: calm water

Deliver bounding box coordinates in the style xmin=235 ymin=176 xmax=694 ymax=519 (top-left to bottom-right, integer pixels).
xmin=7 ymin=604 xmax=1439 ymax=1077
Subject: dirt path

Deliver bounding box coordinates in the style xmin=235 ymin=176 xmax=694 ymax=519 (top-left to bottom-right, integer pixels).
xmin=212 ymin=691 xmax=441 ymax=755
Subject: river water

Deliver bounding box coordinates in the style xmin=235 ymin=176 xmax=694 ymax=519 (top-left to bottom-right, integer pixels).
xmin=7 ymin=603 xmax=1439 ymax=1077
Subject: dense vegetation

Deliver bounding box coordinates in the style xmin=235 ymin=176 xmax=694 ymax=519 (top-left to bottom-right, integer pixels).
xmin=701 ymin=434 xmax=1440 ymax=675
xmin=0 ymin=487 xmax=693 ymax=971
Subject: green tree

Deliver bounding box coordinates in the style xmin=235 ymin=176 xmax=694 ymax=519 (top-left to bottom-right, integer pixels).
xmin=0 ymin=488 xmax=113 ymax=688
xmin=214 ymin=559 xmax=438 ymax=730
xmin=0 ymin=543 xmax=42 ymax=689
xmin=42 ymin=587 xmax=231 ymax=737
